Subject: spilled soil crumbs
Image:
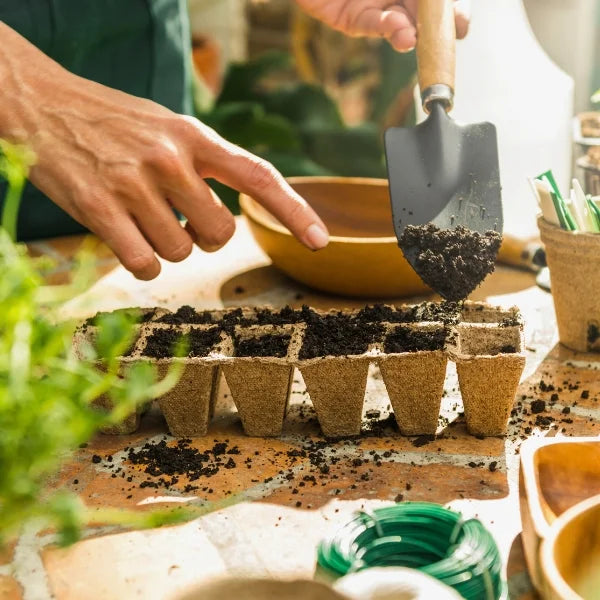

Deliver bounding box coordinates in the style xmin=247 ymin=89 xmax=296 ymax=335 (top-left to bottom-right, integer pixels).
xmin=126 ymin=438 xmax=240 ymax=492
xmin=398 ymin=224 xmax=502 ymax=301
xmin=299 ymin=313 xmax=384 ymax=359
xmin=143 ymin=327 xmax=221 ymax=358
xmin=92 ymin=434 xmax=420 ymax=499
xmin=383 ymin=326 xmax=447 ymax=354
xmin=234 ymin=334 xmax=291 ymax=358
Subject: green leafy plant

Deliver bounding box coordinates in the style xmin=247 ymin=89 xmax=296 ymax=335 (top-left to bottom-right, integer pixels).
xmin=0 ymin=142 xmax=233 ymax=547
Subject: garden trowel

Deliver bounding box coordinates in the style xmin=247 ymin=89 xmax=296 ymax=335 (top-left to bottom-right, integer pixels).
xmin=384 ymin=0 xmax=503 ymax=294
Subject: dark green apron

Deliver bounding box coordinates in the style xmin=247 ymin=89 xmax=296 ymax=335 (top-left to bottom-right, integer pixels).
xmin=0 ymin=0 xmax=193 ymax=240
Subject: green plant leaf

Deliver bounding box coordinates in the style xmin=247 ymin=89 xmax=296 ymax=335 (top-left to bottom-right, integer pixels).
xmin=370 ymin=43 xmax=416 ymax=124
xmin=259 ymin=150 xmax=334 ymax=177
xmin=260 ymin=83 xmax=344 ymax=130
xmin=207 ymin=179 xmax=240 ymax=214
xmin=217 ymin=51 xmax=292 ymax=105
xmin=302 ymin=124 xmax=386 ymax=178
xmin=204 ymin=102 xmax=300 ymax=152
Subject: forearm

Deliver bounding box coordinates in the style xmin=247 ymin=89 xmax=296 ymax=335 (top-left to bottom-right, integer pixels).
xmin=0 ymin=22 xmax=68 ymax=143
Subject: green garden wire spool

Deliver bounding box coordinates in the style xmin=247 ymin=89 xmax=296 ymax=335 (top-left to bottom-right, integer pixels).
xmin=317 ymin=502 xmax=505 ymax=600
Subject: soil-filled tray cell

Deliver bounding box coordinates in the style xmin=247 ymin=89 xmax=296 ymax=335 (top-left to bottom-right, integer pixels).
xmin=223 ymin=325 xmax=296 ymax=436
xmin=454 ymin=323 xmax=522 ymax=357
xmin=383 ymin=324 xmax=447 ymax=354
xmin=378 ymin=324 xmax=448 ymax=435
xmin=299 ymin=313 xmax=384 ymax=359
xmin=155 ymin=305 xmax=216 ymax=325
xmin=135 ymin=324 xmax=227 ymax=437
xmin=234 ymin=333 xmax=292 ymax=358
xmin=351 ymin=302 xmax=460 ymax=326
xmin=461 ymin=302 xmax=521 ymax=326
xmin=141 ymin=326 xmax=223 ymax=359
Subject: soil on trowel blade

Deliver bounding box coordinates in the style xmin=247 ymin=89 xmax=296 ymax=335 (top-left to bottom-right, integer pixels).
xmin=398 ymin=224 xmax=502 ymax=301
xmin=234 ymin=334 xmax=291 ymax=358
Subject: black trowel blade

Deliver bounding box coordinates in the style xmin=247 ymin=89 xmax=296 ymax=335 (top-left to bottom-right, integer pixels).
xmin=384 ymin=102 xmax=503 ymax=296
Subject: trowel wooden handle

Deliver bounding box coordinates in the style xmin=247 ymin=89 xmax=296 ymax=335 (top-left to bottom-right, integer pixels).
xmin=417 ymin=0 xmax=456 ymax=111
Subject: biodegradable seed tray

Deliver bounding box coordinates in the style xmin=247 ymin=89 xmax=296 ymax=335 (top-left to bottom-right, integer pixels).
xmin=75 ymin=301 xmax=525 ymax=438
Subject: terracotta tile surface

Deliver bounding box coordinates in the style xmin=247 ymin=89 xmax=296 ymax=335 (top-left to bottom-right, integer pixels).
xmin=10 ymin=223 xmax=595 ymax=599
xmin=0 ymin=576 xmax=22 ymax=600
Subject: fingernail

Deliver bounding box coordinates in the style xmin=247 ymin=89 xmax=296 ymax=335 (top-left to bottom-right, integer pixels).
xmin=304 ymin=223 xmax=329 ymax=250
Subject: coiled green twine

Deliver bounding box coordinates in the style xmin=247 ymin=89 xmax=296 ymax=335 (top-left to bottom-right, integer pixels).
xmin=317 ymin=502 xmax=505 ymax=600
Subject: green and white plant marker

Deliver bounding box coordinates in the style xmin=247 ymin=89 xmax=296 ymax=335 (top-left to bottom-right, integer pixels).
xmin=571 ymin=179 xmax=599 ymax=233
xmin=531 ymin=178 xmax=560 ymax=226
xmin=586 ymin=195 xmax=600 ymax=231
xmin=535 ymin=170 xmax=577 ymax=231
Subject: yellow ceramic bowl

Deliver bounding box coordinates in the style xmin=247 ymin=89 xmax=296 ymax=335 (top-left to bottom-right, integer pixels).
xmin=541 ymin=494 xmax=600 ymax=600
xmin=239 ymin=177 xmax=430 ymax=298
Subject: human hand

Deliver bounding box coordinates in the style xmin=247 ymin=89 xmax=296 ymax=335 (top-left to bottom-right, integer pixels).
xmin=0 ymin=25 xmax=329 ymax=280
xmin=295 ymin=0 xmax=470 ymax=52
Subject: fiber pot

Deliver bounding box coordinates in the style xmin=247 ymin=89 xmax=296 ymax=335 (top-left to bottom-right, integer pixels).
xmin=221 ymin=325 xmax=296 ymax=437
xmin=299 ymin=357 xmax=371 ymax=438
xmin=377 ymin=324 xmax=448 ymax=435
xmin=539 ymin=216 xmax=600 ymax=352
xmin=451 ymin=322 xmax=525 ymax=437
xmin=74 ymin=324 xmax=147 ymax=435
xmin=136 ymin=324 xmax=225 ymax=437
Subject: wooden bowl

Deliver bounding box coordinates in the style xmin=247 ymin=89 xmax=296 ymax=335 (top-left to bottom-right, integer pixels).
xmin=519 ymin=437 xmax=600 ymax=598
xmin=541 ymin=494 xmax=600 ymax=600
xmin=239 ymin=177 xmax=430 ymax=298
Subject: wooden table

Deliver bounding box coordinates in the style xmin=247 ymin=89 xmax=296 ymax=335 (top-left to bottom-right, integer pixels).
xmin=3 ymin=217 xmax=598 ymax=600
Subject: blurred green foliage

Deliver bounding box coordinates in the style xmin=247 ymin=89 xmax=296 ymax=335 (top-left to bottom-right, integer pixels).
xmin=0 ymin=142 xmax=236 ymax=547
xmin=196 ymin=46 xmax=416 ymax=211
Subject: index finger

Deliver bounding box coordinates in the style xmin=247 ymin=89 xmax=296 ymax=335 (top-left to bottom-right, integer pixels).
xmin=199 ymin=139 xmax=329 ymax=251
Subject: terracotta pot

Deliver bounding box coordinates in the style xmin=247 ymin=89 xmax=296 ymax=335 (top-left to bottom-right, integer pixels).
xmin=539 ymin=216 xmax=600 ymax=352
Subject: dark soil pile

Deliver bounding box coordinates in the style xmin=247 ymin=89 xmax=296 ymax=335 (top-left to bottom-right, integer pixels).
xmin=157 ymin=305 xmax=213 ymax=325
xmin=142 ymin=328 xmax=182 ymax=359
xmin=234 ymin=334 xmax=291 ymax=358
xmin=398 ymin=224 xmax=502 ymax=301
xmin=143 ymin=327 xmax=221 ymax=358
xmin=354 ymin=304 xmax=416 ymax=324
xmin=353 ymin=303 xmax=459 ymax=325
xmin=250 ymin=306 xmax=307 ymax=326
xmin=299 ymin=313 xmax=384 ymax=359
xmin=126 ymin=438 xmax=241 ymax=491
xmin=187 ymin=327 xmax=222 ymax=357
xmin=383 ymin=326 xmax=447 ymax=354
